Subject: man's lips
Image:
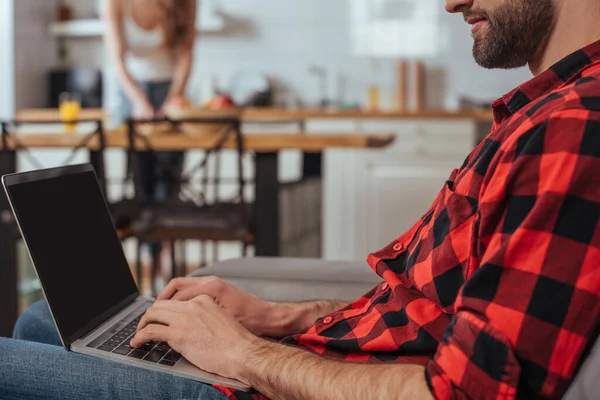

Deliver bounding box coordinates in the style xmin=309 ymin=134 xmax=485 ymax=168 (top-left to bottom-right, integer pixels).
xmin=466 ymin=18 xmax=488 ymax=34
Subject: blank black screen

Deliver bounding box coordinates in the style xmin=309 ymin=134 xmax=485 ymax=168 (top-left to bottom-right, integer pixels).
xmin=8 ymin=170 xmax=138 ymax=342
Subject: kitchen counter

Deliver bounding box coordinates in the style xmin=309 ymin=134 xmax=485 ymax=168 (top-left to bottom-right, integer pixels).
xmin=242 ymin=108 xmax=494 ymax=122
xmin=15 ymin=108 xmax=495 ymax=123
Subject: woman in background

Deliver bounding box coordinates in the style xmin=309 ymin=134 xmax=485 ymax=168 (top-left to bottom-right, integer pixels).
xmin=103 ymin=0 xmax=197 ymax=287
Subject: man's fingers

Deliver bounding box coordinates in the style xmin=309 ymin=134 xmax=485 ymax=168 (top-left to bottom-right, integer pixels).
xmin=130 ymin=324 xmax=171 ymax=348
xmin=185 ymin=277 xmax=226 ymax=300
xmin=157 ymin=276 xmax=226 ymax=301
xmin=171 ymin=288 xmax=201 ymax=301
xmin=137 ymin=301 xmax=183 ymax=332
xmin=156 ymin=278 xmax=192 ymax=300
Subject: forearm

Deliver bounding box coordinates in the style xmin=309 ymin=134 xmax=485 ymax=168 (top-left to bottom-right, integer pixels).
xmin=264 ymin=300 xmax=348 ymax=337
xmin=167 ymin=0 xmax=196 ymax=100
xmin=241 ymin=339 xmax=433 ymax=400
xmin=167 ymin=49 xmax=193 ymax=99
xmin=113 ymin=59 xmax=146 ymax=103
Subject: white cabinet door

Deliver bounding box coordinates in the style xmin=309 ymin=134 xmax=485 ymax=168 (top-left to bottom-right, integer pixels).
xmin=324 ymin=150 xmax=459 ymax=260
xmin=358 ymin=162 xmax=454 ymax=258
xmin=323 ymin=119 xmax=476 ymax=261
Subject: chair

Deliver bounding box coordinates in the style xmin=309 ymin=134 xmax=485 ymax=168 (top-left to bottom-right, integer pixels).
xmin=118 ymin=114 xmax=254 ymax=290
xmin=563 ymin=330 xmax=600 ymax=399
xmin=0 ymin=119 xmax=107 ymax=194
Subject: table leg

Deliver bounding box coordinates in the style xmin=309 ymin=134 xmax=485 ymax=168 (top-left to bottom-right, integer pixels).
xmin=0 ymin=149 xmax=18 ymax=337
xmin=89 ymin=150 xmax=106 ymax=196
xmin=302 ymin=152 xmax=322 ymax=178
xmin=254 ymin=152 xmax=280 ymax=256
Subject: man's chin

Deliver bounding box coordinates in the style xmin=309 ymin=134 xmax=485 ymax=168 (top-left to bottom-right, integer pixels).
xmin=472 ymin=50 xmax=528 ymax=70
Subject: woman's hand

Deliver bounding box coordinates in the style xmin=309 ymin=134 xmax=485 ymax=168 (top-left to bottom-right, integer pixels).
xmin=157 ymin=95 xmax=187 ymax=119
xmin=132 ymin=97 xmax=155 ymax=120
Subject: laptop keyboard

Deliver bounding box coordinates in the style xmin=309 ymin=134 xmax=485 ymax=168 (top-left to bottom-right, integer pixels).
xmin=91 ymin=313 xmax=181 ymax=367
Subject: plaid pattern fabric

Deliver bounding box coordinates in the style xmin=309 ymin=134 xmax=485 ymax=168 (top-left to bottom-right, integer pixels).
xmin=219 ymin=40 xmax=600 ymax=400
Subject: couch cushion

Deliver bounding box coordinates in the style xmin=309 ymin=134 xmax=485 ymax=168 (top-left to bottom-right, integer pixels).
xmin=563 ymin=336 xmax=600 ymax=400
xmin=188 ymin=257 xmax=381 ymax=302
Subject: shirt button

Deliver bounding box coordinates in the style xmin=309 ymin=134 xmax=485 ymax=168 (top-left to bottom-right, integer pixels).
xmin=323 ymin=316 xmax=333 ymax=324
xmin=381 ymin=283 xmax=389 ymax=291
xmin=393 ymin=243 xmax=403 ymax=251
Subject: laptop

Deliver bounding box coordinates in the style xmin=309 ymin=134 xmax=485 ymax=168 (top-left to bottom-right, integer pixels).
xmin=2 ymin=163 xmax=250 ymax=391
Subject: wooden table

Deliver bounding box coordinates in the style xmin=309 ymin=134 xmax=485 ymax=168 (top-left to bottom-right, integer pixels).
xmin=0 ymin=129 xmax=394 ymax=151
xmin=16 ymin=107 xmax=495 ymax=123
xmin=0 ymin=126 xmax=393 ymax=338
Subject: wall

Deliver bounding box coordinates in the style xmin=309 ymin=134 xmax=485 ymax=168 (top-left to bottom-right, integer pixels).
xmin=176 ymin=0 xmax=532 ymax=110
xmin=0 ymin=0 xmax=15 ymax=119
xmin=14 ymin=0 xmax=58 ymax=110
xmin=48 ymin=0 xmax=533 ymax=112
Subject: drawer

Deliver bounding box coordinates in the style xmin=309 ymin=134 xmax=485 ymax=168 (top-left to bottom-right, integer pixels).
xmin=361 ymin=120 xmax=476 ymax=155
xmin=363 ymin=149 xmax=469 ymax=168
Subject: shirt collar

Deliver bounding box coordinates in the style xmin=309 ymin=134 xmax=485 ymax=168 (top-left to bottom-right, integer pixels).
xmin=492 ymin=39 xmax=600 ymax=123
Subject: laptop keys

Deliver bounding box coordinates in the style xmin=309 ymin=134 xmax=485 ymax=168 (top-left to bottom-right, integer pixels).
xmin=163 ymin=350 xmax=181 ymax=363
xmin=155 ymin=342 xmax=170 ymax=352
xmin=128 ymin=349 xmax=148 ymax=359
xmin=143 ymin=350 xmax=165 ymax=363
xmin=120 ymin=342 xmax=133 ymax=350
xmin=89 ymin=308 xmax=181 ymax=365
xmin=113 ymin=347 xmax=132 ymax=356
xmin=138 ymin=342 xmax=154 ymax=352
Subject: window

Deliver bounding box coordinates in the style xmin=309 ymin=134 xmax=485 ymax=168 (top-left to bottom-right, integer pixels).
xmin=350 ymin=0 xmax=442 ymax=58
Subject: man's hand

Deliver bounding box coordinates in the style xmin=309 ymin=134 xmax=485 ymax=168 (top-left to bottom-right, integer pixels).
xmin=156 ymin=277 xmax=276 ymax=336
xmin=131 ymin=296 xmax=257 ymax=384
xmin=157 ymin=277 xmax=348 ymax=337
xmin=132 ymin=296 xmax=433 ymax=400
xmin=132 ymin=298 xmax=433 ymax=399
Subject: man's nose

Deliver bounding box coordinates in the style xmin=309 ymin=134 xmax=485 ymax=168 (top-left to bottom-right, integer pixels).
xmin=445 ymin=0 xmax=473 ymax=13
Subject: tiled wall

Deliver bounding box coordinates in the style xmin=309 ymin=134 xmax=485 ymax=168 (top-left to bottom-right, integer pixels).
xmin=34 ymin=0 xmax=533 ymax=113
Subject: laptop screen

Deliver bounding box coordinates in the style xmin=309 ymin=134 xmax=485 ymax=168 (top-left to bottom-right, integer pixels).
xmin=5 ymin=165 xmax=138 ymax=346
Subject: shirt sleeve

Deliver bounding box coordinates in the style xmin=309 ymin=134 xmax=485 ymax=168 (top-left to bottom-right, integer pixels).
xmin=426 ymin=108 xmax=600 ymax=399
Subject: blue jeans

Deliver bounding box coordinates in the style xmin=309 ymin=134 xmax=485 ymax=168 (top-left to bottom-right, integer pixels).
xmin=115 ymin=81 xmax=186 ymax=206
xmin=115 ymin=81 xmax=185 ymax=256
xmin=0 ymin=301 xmax=227 ymax=400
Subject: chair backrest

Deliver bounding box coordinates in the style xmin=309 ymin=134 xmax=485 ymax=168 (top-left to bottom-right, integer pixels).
xmin=124 ymin=113 xmax=247 ymax=208
xmin=0 ymin=119 xmax=108 ymax=195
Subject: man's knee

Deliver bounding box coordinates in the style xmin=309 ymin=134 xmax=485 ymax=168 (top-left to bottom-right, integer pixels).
xmin=12 ymin=300 xmax=59 ymax=345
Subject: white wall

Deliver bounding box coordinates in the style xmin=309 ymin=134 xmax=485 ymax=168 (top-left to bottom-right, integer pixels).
xmin=14 ymin=0 xmax=58 ymax=109
xmin=187 ymin=0 xmax=532 ymax=109
xmin=0 ymin=0 xmax=15 ymax=119
xmin=48 ymin=0 xmax=532 ymax=112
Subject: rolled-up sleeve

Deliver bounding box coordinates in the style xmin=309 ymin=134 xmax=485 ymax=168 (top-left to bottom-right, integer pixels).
xmin=426 ymin=311 xmax=520 ymax=399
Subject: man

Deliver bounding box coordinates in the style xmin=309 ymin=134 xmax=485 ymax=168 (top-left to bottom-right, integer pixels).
xmin=2 ymin=0 xmax=600 ymax=398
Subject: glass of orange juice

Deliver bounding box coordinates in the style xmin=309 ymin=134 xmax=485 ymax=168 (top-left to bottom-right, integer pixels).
xmin=59 ymin=92 xmax=82 ymax=133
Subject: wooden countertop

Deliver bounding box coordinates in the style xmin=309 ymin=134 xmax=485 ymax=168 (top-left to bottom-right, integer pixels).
xmin=15 ymin=108 xmax=110 ymax=123
xmin=242 ymin=108 xmax=494 ymax=122
xmin=16 ymin=107 xmax=494 ymax=123
xmin=1 ymin=129 xmax=394 ymax=151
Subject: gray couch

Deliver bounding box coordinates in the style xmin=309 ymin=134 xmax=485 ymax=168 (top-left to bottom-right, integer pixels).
xmin=190 ymin=257 xmax=597 ymax=399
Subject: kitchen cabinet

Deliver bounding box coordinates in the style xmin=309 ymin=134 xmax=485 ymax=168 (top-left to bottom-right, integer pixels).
xmin=321 ymin=119 xmax=478 ymax=260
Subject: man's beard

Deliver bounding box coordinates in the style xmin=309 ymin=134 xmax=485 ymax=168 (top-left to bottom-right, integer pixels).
xmin=467 ymin=0 xmax=555 ymax=69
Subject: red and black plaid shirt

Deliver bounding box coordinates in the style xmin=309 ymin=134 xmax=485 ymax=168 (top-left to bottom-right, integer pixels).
xmin=220 ymin=40 xmax=600 ymax=400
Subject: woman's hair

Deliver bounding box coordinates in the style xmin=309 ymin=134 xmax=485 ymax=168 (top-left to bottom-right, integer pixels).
xmin=159 ymin=0 xmax=193 ymax=49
